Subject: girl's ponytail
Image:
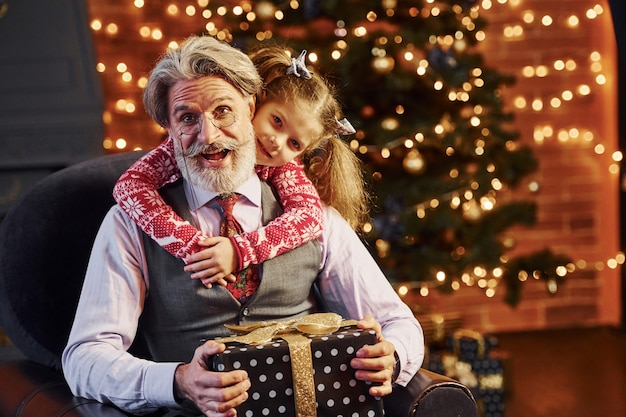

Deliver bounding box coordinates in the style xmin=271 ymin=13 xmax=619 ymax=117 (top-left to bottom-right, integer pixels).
xmin=304 ymin=135 xmax=371 ymax=230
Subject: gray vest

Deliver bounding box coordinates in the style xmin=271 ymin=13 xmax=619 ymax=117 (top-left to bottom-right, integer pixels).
xmin=138 ymin=180 xmax=322 ymax=363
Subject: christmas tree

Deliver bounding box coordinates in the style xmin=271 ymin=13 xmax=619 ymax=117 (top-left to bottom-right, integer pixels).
xmin=199 ymin=0 xmax=570 ymax=306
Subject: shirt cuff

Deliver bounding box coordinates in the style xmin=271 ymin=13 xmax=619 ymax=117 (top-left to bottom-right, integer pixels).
xmin=144 ymin=362 xmax=181 ymax=408
xmin=386 ymin=337 xmax=420 ymax=387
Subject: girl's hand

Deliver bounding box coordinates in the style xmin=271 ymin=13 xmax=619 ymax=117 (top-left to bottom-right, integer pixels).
xmin=184 ymin=237 xmax=238 ymax=288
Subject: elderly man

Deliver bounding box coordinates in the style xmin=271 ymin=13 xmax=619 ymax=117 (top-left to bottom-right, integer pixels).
xmin=62 ymin=35 xmax=423 ymax=417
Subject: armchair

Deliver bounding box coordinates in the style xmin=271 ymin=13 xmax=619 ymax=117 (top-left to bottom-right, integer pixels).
xmin=0 ymin=152 xmax=477 ymax=417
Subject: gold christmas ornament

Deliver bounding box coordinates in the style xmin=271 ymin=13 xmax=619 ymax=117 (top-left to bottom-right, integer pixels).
xmin=375 ymin=238 xmax=391 ymax=258
xmin=255 ymin=1 xmax=276 ymax=20
xmin=462 ymin=199 xmax=482 ymax=221
xmin=502 ymin=236 xmax=516 ymax=249
xmin=382 ymin=0 xmax=398 ymax=9
xmin=403 ymin=149 xmax=426 ymax=174
xmin=381 ymin=117 xmax=399 ymax=130
xmin=372 ymin=56 xmax=395 ymax=73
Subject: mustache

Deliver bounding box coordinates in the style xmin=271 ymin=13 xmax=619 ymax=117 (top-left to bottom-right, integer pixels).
xmin=184 ymin=138 xmax=241 ymax=158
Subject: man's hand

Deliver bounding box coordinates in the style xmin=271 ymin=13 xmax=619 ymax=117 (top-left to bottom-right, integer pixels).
xmin=174 ymin=341 xmax=250 ymax=416
xmin=350 ymin=316 xmax=397 ymax=397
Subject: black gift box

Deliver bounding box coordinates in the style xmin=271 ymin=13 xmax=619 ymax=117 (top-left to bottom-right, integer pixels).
xmin=210 ymin=324 xmax=384 ymax=417
xmin=447 ymin=329 xmax=499 ymax=362
xmin=425 ymin=329 xmax=508 ymax=417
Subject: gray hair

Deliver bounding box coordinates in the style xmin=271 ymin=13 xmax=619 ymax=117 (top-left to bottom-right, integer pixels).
xmin=143 ymin=35 xmax=262 ymax=128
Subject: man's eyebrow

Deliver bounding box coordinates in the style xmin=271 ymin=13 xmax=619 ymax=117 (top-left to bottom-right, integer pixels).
xmin=211 ymin=95 xmax=238 ymax=106
xmin=172 ymin=95 xmax=237 ymax=114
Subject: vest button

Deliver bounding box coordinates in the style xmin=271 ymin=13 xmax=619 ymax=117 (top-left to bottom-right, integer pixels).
xmin=242 ymin=307 xmax=250 ymax=316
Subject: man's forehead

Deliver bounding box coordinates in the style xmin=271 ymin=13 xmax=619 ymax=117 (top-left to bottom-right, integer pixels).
xmin=169 ymin=76 xmax=244 ymax=108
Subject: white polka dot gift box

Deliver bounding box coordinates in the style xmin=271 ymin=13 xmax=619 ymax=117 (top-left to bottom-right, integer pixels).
xmin=209 ymin=313 xmax=384 ymax=417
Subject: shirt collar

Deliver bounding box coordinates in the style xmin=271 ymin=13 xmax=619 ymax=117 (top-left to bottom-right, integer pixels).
xmin=183 ymin=173 xmax=262 ymax=210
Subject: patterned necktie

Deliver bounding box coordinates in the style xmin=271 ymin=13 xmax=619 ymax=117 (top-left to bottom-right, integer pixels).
xmin=215 ymin=193 xmax=260 ymax=304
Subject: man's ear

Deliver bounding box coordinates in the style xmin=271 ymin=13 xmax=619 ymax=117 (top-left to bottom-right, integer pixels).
xmin=247 ymin=95 xmax=256 ymax=120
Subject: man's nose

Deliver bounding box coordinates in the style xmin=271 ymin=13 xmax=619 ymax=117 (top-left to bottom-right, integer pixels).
xmin=198 ymin=114 xmax=222 ymax=143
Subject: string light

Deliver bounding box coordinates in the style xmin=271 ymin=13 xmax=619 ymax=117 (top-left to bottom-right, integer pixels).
xmin=395 ymin=251 xmax=626 ymax=299
xmin=88 ymin=0 xmax=618 ymax=302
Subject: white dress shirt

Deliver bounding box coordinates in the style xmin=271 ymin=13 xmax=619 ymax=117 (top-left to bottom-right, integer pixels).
xmin=62 ymin=174 xmax=424 ymax=414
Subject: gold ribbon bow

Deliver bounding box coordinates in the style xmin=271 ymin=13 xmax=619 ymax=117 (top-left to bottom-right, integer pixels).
xmin=449 ymin=329 xmax=504 ymax=391
xmin=216 ymin=313 xmax=358 ymax=417
xmin=452 ymin=328 xmax=486 ymax=358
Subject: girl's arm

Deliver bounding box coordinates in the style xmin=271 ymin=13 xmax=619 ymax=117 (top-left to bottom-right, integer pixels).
xmin=114 ymin=142 xmax=323 ymax=281
xmin=234 ymin=160 xmax=324 ymax=269
xmin=112 ymin=136 xmax=206 ymax=259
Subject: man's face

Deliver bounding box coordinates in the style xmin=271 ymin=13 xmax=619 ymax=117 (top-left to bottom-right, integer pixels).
xmin=167 ymin=76 xmax=256 ymax=193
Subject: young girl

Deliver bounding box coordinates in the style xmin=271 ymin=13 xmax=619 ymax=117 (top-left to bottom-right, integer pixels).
xmin=113 ymin=45 xmax=370 ymax=288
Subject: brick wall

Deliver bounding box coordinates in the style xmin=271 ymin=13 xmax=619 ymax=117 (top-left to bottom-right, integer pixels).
xmin=407 ymin=0 xmax=621 ymax=334
xmin=84 ymin=0 xmax=621 ymax=333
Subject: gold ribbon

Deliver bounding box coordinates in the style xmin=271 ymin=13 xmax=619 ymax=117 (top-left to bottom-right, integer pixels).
xmin=282 ymin=333 xmax=316 ymax=417
xmin=215 ymin=313 xmax=357 ymax=417
xmin=479 ymin=373 xmax=504 ymax=390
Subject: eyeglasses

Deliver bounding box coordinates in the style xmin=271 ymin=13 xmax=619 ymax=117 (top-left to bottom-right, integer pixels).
xmin=178 ymin=110 xmax=237 ymax=137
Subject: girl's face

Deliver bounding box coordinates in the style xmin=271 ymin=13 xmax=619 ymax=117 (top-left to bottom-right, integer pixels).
xmin=253 ymin=100 xmax=322 ymax=167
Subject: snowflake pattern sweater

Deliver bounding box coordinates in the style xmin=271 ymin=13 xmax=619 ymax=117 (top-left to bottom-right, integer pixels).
xmin=112 ymin=136 xmax=323 ymax=271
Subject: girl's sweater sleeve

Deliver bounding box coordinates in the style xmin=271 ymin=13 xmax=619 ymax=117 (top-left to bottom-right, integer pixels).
xmin=112 ymin=136 xmax=207 ymax=259
xmin=236 ymin=160 xmax=324 ymax=269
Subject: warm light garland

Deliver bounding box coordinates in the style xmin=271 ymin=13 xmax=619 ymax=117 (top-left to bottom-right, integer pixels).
xmin=87 ymin=0 xmax=619 ymax=302
xmin=397 ymin=251 xmax=626 ymax=299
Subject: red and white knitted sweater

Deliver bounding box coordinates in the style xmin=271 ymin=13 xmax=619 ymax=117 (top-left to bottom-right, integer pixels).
xmin=112 ymin=136 xmax=323 ymax=271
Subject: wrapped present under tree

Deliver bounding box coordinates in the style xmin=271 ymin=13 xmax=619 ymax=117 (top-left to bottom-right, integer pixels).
xmin=426 ymin=328 xmax=508 ymax=417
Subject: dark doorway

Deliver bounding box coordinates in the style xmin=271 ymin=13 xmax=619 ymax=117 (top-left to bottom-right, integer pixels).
xmin=0 ymin=0 xmax=104 ymax=221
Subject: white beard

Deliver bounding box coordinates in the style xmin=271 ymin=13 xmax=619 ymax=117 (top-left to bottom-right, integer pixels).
xmin=173 ymin=122 xmax=256 ymax=194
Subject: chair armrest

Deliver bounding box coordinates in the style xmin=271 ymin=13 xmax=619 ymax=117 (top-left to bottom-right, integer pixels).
xmin=0 ymin=360 xmax=477 ymax=417
xmin=383 ymin=368 xmax=478 ymax=417
xmin=0 ymin=360 xmax=129 ymax=417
